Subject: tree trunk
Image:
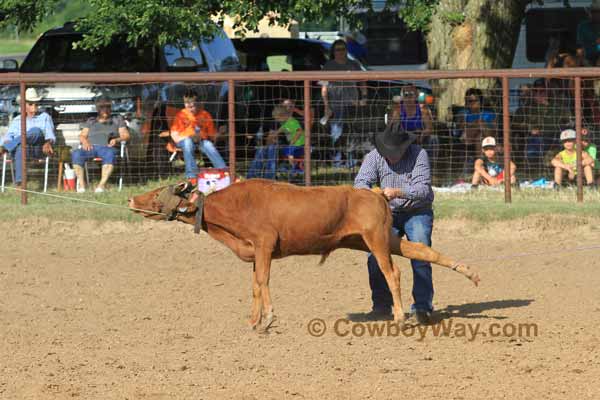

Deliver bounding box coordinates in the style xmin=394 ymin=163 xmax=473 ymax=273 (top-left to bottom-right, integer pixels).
xmin=427 ymin=0 xmax=528 ymax=121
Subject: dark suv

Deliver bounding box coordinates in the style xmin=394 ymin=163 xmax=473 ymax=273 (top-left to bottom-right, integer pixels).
xmin=0 ymin=22 xmax=241 ymax=164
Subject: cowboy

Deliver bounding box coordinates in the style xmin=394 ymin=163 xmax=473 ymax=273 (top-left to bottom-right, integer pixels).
xmin=354 ymin=122 xmax=435 ymax=325
xmin=0 ymin=88 xmax=55 ymax=188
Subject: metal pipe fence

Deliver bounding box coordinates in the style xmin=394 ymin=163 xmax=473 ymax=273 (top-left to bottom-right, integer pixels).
xmin=1 ymin=68 xmax=599 ymax=204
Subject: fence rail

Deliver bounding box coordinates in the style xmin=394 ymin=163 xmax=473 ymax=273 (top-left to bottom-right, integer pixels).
xmin=1 ymin=68 xmax=599 ymax=205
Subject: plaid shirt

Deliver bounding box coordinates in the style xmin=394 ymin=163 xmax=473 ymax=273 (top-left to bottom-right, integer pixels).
xmin=354 ymin=145 xmax=434 ymax=212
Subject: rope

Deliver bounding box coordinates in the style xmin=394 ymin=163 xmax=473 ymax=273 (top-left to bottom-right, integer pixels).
xmin=2 ymin=186 xmax=168 ymax=217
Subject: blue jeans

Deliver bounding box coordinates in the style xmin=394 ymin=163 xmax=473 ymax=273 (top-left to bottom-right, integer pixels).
xmin=247 ymin=144 xmax=278 ymax=179
xmin=71 ymin=145 xmax=117 ymax=166
xmin=367 ymin=209 xmax=434 ymax=313
xmin=177 ymin=137 xmax=226 ymax=179
xmin=3 ymin=127 xmax=45 ymax=183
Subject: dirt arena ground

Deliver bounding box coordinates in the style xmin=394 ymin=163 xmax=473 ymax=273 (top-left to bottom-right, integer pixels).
xmin=1 ymin=215 xmax=600 ymax=399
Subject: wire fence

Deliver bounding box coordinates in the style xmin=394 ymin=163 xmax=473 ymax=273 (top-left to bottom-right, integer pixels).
xmin=0 ymin=69 xmax=599 ymax=203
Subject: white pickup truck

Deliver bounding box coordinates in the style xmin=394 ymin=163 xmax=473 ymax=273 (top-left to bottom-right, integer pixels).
xmin=0 ymin=22 xmax=240 ymax=162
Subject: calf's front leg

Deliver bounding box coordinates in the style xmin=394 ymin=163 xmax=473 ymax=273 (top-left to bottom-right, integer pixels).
xmin=249 ymin=263 xmax=262 ymax=329
xmin=253 ymin=245 xmax=275 ymax=332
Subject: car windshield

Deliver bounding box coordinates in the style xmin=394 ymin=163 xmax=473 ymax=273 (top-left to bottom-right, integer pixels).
xmin=234 ymin=40 xmax=332 ymax=71
xmin=164 ymin=41 xmax=206 ymax=69
xmin=201 ymin=33 xmax=241 ymax=71
xmin=21 ymin=35 xmax=157 ymax=73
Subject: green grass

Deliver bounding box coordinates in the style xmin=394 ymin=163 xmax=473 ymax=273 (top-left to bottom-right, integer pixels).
xmin=0 ymin=178 xmax=181 ymax=223
xmin=1 ymin=181 xmax=600 ymax=224
xmin=0 ymin=39 xmax=34 ymax=57
xmin=433 ymin=187 xmax=600 ymax=222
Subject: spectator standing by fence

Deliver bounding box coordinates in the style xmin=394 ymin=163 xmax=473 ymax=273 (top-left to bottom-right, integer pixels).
xmin=354 ymin=122 xmax=435 ymax=325
xmin=321 ymin=39 xmax=367 ymax=167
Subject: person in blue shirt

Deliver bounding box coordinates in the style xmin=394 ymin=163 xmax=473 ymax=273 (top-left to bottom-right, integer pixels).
xmin=458 ymin=88 xmax=497 ymax=166
xmin=0 ymin=88 xmax=55 ymax=187
xmin=577 ymin=1 xmax=600 ymax=63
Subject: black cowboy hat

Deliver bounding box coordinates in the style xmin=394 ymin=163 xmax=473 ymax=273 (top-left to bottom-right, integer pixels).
xmin=374 ymin=122 xmax=417 ymax=160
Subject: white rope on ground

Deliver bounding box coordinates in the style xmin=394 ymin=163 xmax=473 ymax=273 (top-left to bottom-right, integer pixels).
xmin=2 ymin=186 xmax=168 ymax=217
xmin=3 ymin=186 xmax=600 ymax=262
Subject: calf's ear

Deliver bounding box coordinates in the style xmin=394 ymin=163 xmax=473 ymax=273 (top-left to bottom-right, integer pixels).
xmin=173 ymin=181 xmax=190 ymax=195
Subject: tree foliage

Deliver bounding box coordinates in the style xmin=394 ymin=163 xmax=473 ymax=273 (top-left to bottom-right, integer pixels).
xmin=1 ymin=0 xmax=544 ymax=49
xmin=0 ymin=0 xmax=374 ymax=49
xmin=0 ymin=0 xmax=59 ymax=32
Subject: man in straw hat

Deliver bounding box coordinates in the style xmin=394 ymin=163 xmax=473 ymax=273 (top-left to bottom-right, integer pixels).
xmin=577 ymin=0 xmax=600 ymax=63
xmin=354 ymin=121 xmax=435 ymax=325
xmin=0 ymin=88 xmax=55 ymax=188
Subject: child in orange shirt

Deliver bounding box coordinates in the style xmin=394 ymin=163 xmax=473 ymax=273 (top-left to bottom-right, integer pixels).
xmin=170 ymin=90 xmax=226 ymax=180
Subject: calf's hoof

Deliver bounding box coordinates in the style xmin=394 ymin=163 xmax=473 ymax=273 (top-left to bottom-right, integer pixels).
xmin=393 ymin=313 xmax=407 ymax=330
xmin=258 ymin=313 xmax=275 ymax=333
xmin=248 ymin=315 xmax=262 ymax=330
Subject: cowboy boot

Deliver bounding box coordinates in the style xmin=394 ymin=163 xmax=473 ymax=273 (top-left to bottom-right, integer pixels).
xmin=73 ymin=165 xmax=86 ymax=193
xmin=96 ymin=164 xmax=114 ymax=193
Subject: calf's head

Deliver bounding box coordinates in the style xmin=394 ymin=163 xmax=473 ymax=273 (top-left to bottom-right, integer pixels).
xmin=128 ymin=181 xmax=200 ymax=224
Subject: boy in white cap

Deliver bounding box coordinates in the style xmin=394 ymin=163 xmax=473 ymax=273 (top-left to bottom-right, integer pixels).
xmin=471 ymin=136 xmax=516 ymax=188
xmin=551 ymin=129 xmax=595 ymax=186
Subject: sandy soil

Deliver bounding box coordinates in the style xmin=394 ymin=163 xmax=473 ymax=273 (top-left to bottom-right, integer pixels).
xmin=1 ymin=215 xmax=600 ymax=399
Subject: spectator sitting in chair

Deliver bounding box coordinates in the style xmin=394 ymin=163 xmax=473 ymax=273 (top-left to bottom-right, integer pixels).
xmin=472 ymin=136 xmax=517 ymax=189
xmin=551 ymin=129 xmax=595 ymax=187
xmin=71 ymin=95 xmax=130 ymax=193
xmin=246 ymin=123 xmax=279 ymax=180
xmin=459 ymin=88 xmax=497 ymax=161
xmin=273 ymin=105 xmax=305 ymax=172
xmin=0 ymin=88 xmax=55 ymax=188
xmin=170 ymin=90 xmax=226 ymax=183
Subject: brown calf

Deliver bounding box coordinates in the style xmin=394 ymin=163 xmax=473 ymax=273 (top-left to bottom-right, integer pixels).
xmin=129 ymin=179 xmax=479 ymax=331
